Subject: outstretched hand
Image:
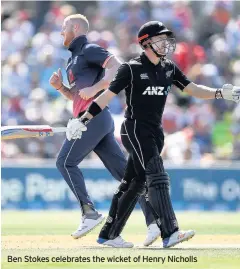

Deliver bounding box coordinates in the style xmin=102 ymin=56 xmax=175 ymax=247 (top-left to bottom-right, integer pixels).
xmin=221 ymin=84 xmax=240 ymax=103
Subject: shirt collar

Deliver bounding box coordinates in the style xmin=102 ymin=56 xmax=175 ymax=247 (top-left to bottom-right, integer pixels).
xmin=68 ymin=35 xmax=88 ymax=52
xmin=141 ymin=52 xmax=161 ymax=68
xmin=141 ymin=53 xmax=157 ymax=70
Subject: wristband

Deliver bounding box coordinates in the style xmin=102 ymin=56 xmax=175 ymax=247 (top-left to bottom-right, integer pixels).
xmin=57 ymin=84 xmax=64 ymax=91
xmin=87 ymin=101 xmax=102 ymax=117
xmin=215 ymin=89 xmax=223 ymax=99
xmin=80 ymin=117 xmax=89 ymax=125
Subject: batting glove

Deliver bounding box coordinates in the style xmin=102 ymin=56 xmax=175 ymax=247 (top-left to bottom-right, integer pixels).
xmin=220 ymin=84 xmax=240 ymax=103
xmin=66 ymin=118 xmax=87 ymax=141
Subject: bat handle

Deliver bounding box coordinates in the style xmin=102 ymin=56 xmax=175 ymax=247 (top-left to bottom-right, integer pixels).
xmin=51 ymin=127 xmax=68 ymax=133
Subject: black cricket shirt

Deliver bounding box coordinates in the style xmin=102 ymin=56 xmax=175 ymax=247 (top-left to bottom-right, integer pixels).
xmin=109 ymin=53 xmax=191 ymax=126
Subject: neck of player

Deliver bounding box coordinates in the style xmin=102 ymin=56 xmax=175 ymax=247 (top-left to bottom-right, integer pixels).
xmin=145 ymin=51 xmax=161 ymax=66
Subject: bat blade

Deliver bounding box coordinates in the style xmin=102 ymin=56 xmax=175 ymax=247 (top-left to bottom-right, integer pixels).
xmin=1 ymin=125 xmax=54 ymax=140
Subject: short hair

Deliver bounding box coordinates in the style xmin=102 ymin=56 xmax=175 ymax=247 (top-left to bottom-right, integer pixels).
xmin=66 ymin=14 xmax=89 ymax=34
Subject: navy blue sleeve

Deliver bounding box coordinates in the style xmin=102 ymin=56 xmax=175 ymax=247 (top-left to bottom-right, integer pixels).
xmin=172 ymin=63 xmax=191 ymax=91
xmin=109 ymin=63 xmax=130 ymax=94
xmin=83 ymin=43 xmax=112 ymax=67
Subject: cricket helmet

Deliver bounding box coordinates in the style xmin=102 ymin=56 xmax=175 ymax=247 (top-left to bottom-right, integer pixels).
xmin=138 ymin=21 xmax=176 ymax=57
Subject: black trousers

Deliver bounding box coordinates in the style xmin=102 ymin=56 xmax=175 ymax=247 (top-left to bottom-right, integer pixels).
xmin=121 ymin=119 xmax=165 ymax=183
xmin=99 ymin=119 xmax=178 ymax=239
xmin=121 ymin=119 xmax=179 ymax=239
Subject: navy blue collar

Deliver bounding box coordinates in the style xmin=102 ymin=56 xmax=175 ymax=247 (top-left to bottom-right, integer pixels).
xmin=68 ymin=35 xmax=88 ymax=52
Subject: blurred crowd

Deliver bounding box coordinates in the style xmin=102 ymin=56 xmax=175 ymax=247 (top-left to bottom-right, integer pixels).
xmin=1 ymin=0 xmax=240 ymax=163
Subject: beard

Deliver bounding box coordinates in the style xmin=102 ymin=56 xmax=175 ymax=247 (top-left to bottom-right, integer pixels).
xmin=63 ymin=31 xmax=75 ymax=47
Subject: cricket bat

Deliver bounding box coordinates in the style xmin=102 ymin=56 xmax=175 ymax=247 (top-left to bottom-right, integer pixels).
xmin=1 ymin=125 xmax=67 ymax=140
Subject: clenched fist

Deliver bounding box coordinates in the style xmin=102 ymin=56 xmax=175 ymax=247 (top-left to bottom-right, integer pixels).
xmin=79 ymin=86 xmax=97 ymax=100
xmin=49 ymin=68 xmax=63 ymax=90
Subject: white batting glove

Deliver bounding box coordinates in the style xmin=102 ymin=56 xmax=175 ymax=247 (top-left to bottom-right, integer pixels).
xmin=220 ymin=84 xmax=240 ymax=103
xmin=66 ymin=118 xmax=87 ymax=141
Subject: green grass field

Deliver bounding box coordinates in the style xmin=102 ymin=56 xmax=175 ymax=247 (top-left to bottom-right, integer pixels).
xmin=2 ymin=211 xmax=240 ymax=269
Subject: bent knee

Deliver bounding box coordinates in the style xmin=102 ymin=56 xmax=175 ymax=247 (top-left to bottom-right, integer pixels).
xmin=56 ymin=155 xmax=81 ymax=170
xmin=129 ymin=178 xmax=146 ymax=195
xmin=56 ymin=156 xmax=64 ymax=170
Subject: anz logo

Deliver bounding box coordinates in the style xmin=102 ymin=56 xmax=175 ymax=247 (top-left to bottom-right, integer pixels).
xmin=142 ymin=86 xmax=170 ymax=96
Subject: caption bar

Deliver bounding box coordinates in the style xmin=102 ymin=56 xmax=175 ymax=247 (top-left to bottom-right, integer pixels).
xmin=8 ymin=255 xmax=198 ymax=263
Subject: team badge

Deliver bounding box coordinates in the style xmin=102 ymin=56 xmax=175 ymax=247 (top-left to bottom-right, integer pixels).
xmin=166 ymin=70 xmax=173 ymax=78
xmin=140 ymin=73 xmax=149 ymax=79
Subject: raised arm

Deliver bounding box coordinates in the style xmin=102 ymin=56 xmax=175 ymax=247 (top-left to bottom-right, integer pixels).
xmin=49 ymin=68 xmax=74 ymax=100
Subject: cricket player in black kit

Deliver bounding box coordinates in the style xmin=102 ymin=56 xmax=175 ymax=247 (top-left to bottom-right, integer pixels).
xmin=67 ymin=21 xmax=240 ymax=248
